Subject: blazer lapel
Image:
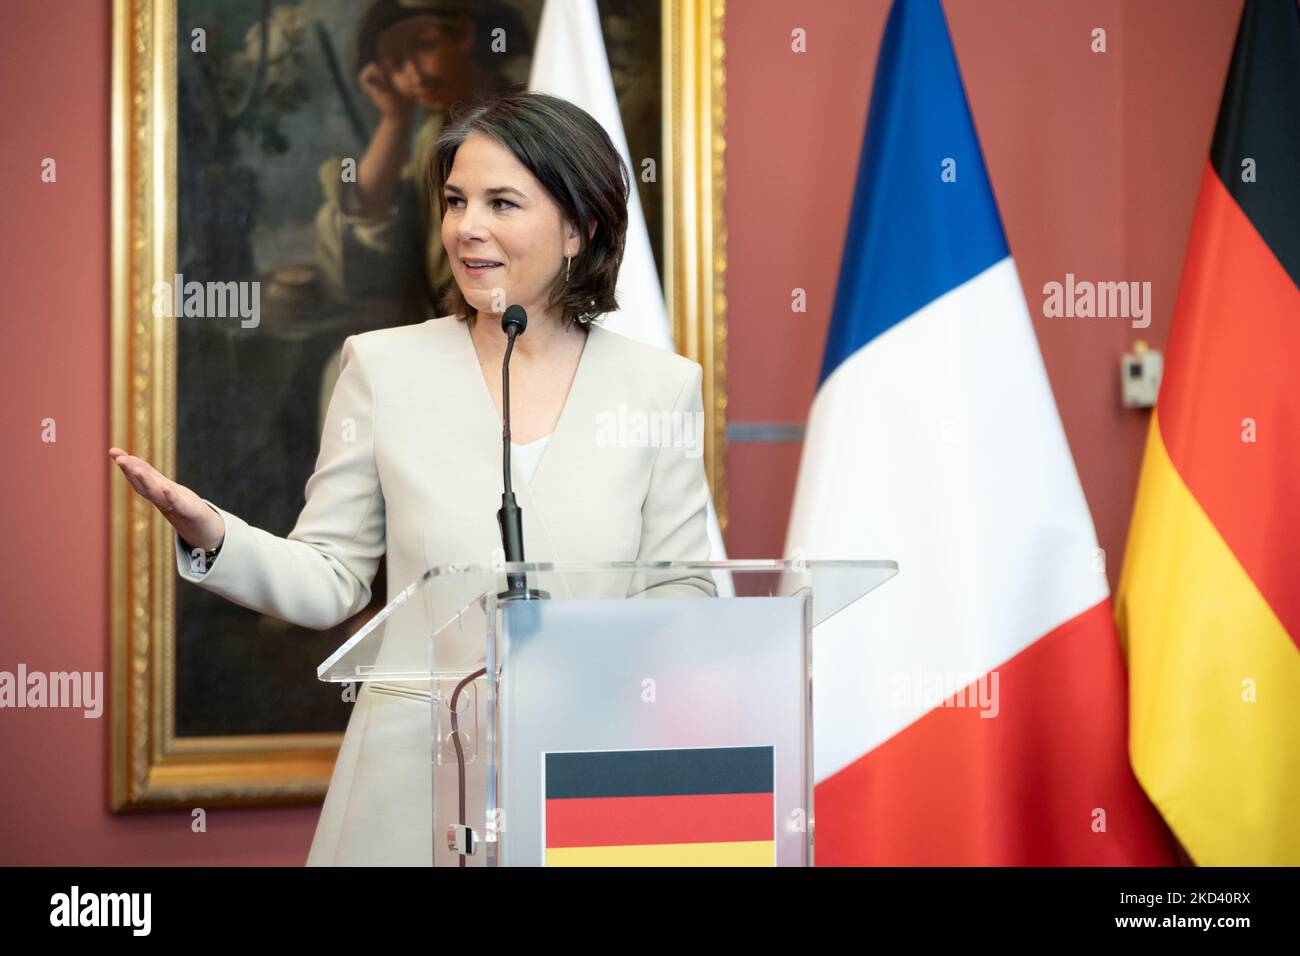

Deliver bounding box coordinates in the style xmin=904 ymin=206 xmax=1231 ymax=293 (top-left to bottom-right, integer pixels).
xmin=526 ymin=325 xmax=599 ymax=522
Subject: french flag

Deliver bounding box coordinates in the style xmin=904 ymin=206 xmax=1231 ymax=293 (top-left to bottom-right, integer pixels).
xmin=786 ymin=0 xmax=1175 ymax=865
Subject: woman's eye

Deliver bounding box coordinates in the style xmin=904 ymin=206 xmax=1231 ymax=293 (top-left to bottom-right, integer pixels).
xmin=444 ymin=197 xmax=513 ymax=210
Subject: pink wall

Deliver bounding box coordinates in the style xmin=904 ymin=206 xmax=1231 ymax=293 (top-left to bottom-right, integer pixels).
xmin=724 ymin=0 xmax=1243 ymax=574
xmin=0 ymin=0 xmax=1244 ymax=864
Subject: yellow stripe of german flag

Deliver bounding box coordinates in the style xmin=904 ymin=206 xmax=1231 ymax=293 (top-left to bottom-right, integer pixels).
xmin=1117 ymin=413 xmax=1300 ymax=865
xmin=545 ymin=840 xmax=776 ymax=867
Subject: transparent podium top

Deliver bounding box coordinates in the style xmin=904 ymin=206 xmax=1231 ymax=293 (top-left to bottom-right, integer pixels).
xmin=317 ymin=559 xmax=898 ymax=683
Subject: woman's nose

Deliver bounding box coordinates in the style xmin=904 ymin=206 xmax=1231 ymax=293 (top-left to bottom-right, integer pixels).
xmin=456 ymin=202 xmax=489 ymax=239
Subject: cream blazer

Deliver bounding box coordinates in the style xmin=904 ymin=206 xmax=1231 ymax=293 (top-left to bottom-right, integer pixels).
xmin=173 ymin=314 xmax=715 ymax=865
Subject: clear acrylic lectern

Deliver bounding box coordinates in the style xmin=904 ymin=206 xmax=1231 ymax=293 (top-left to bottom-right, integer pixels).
xmin=318 ymin=559 xmax=896 ymax=867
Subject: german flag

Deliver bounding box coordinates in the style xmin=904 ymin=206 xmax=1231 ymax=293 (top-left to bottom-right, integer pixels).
xmin=1116 ymin=0 xmax=1300 ymax=865
xmin=543 ymin=746 xmax=776 ymax=866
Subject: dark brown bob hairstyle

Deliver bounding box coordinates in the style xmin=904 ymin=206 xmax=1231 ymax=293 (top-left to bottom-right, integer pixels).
xmin=429 ymin=90 xmax=630 ymax=331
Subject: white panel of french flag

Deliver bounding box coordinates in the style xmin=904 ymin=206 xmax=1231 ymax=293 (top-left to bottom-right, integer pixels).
xmin=786 ymin=0 xmax=1173 ymax=864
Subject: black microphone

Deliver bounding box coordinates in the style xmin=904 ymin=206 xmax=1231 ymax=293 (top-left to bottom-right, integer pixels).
xmin=496 ymin=304 xmax=545 ymax=600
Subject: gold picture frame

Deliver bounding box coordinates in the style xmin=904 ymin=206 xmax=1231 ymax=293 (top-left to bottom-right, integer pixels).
xmin=664 ymin=0 xmax=728 ymax=533
xmin=109 ymin=0 xmax=727 ymax=810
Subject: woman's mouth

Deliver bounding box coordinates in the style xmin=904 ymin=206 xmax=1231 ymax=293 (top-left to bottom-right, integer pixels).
xmin=462 ymin=259 xmax=503 ymax=276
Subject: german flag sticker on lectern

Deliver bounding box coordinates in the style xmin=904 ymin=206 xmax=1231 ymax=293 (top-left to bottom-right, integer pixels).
xmin=543 ymin=746 xmax=777 ymax=866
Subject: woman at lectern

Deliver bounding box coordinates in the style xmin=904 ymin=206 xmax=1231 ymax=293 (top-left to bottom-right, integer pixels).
xmin=109 ymin=91 xmax=714 ymax=865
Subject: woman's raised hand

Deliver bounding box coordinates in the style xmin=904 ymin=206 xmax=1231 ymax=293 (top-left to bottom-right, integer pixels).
xmin=108 ymin=448 xmax=225 ymax=550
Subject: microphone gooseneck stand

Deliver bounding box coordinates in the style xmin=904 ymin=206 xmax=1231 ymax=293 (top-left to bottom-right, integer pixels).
xmin=495 ymin=308 xmax=545 ymax=601
xmin=451 ymin=305 xmax=549 ymax=866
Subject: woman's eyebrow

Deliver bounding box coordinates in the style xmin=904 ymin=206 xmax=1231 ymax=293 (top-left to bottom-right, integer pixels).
xmin=443 ymin=184 xmax=527 ymax=199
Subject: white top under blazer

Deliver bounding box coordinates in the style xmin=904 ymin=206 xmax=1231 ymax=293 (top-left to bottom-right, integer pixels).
xmin=511 ymin=432 xmax=552 ymax=484
xmin=173 ymin=314 xmax=715 ymax=865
